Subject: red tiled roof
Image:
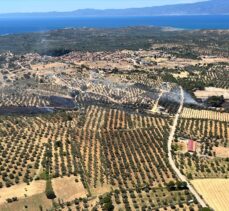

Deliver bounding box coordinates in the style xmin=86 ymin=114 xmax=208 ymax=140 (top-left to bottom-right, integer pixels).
xmin=188 ymin=140 xmax=196 ymax=152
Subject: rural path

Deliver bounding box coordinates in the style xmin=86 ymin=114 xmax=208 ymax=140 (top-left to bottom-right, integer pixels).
xmin=167 ymin=86 xmax=207 ymax=208
xmin=151 ymin=91 xmax=164 ymax=113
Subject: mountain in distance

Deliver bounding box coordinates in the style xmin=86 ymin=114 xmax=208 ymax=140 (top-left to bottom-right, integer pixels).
xmin=71 ymin=0 xmax=229 ymax=16
xmin=0 ymin=0 xmax=228 ymax=17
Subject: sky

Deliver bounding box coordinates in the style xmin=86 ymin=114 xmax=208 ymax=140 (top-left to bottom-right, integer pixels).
xmin=0 ymin=0 xmax=206 ymax=13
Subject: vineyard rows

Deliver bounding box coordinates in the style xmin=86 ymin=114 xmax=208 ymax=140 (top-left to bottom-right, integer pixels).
xmin=181 ymin=107 xmax=229 ymax=122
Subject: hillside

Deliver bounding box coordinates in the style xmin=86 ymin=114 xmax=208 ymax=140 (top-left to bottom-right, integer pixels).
xmin=0 ymin=25 xmax=228 ymax=211
xmin=0 ymin=0 xmax=228 ymax=17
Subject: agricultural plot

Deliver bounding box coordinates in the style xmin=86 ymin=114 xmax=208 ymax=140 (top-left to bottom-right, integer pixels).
xmin=174 ymin=115 xmax=229 ymax=179
xmin=202 ymin=64 xmax=229 ymax=89
xmin=162 ymin=64 xmax=229 ymax=98
xmin=192 ymin=64 xmax=229 ymax=89
xmin=0 ymin=180 xmax=45 ymax=205
xmin=110 ymin=187 xmax=199 ymax=211
xmin=174 ymin=154 xmax=229 ymax=179
xmin=52 ymin=176 xmax=87 ymax=202
xmin=194 ymin=87 xmax=229 ymax=100
xmin=191 ymin=179 xmax=229 ymax=211
xmin=0 ymin=87 xmax=74 ymax=110
xmin=45 ymin=105 xmax=175 ymax=189
xmin=181 ymin=107 xmax=229 ymax=122
xmin=70 ymin=73 xmax=163 ymax=111
xmin=58 ymin=186 xmax=200 ymax=211
xmin=0 ymin=93 xmax=50 ymax=107
xmin=0 ymin=27 xmax=229 ymax=211
xmin=0 ymin=105 xmax=199 ymax=210
xmin=0 ymin=116 xmax=46 ymax=187
xmin=176 ymin=118 xmax=229 ymax=155
xmin=1 ymin=106 xmax=171 ymax=186
xmin=0 ymin=193 xmax=52 ymax=211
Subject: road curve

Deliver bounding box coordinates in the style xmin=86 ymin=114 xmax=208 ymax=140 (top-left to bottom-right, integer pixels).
xmin=167 ymin=86 xmax=207 ymax=208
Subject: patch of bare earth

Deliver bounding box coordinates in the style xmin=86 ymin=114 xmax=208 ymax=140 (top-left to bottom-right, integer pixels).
xmin=0 ymin=180 xmax=45 ymax=205
xmin=0 ymin=193 xmax=52 ymax=211
xmin=90 ymin=184 xmax=113 ymax=197
xmin=213 ymin=146 xmax=229 ymax=158
xmin=52 ymin=176 xmax=88 ymax=202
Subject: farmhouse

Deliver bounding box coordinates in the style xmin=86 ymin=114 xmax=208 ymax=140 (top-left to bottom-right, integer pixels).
xmin=188 ymin=140 xmax=196 ymax=153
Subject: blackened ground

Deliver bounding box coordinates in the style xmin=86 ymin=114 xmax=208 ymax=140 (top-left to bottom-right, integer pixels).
xmin=0 ymin=106 xmax=54 ymax=115
xmin=49 ymin=96 xmax=75 ymax=108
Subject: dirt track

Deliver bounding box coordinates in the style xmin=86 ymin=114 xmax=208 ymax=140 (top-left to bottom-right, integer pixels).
xmin=167 ymin=86 xmax=207 ymax=208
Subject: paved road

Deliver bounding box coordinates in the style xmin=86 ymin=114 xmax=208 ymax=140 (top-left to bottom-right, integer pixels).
xmin=167 ymin=86 xmax=207 ymax=208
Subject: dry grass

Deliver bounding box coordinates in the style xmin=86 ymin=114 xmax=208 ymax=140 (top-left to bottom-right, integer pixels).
xmin=90 ymin=184 xmax=112 ymax=197
xmin=213 ymin=146 xmax=229 ymax=158
xmin=0 ymin=180 xmax=45 ymax=205
xmin=0 ymin=193 xmax=52 ymax=211
xmin=52 ymin=176 xmax=88 ymax=202
xmin=191 ymin=179 xmax=229 ymax=211
xmin=172 ymin=71 xmax=189 ymax=79
xmin=177 ymin=140 xmax=188 ymax=153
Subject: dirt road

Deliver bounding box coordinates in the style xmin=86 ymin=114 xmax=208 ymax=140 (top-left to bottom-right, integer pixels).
xmin=167 ymin=86 xmax=207 ymax=208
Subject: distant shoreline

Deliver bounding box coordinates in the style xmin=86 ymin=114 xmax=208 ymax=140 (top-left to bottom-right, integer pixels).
xmin=0 ymin=15 xmax=228 ymax=36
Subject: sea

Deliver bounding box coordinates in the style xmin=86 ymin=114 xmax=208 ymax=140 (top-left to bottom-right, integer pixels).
xmin=0 ymin=15 xmax=229 ymax=35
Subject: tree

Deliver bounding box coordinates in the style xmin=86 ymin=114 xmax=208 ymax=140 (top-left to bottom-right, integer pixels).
xmin=177 ymin=181 xmax=188 ymax=190
xmin=206 ymin=95 xmax=225 ymax=107
xmin=103 ymin=202 xmax=114 ymax=211
xmin=199 ymin=208 xmax=213 ymax=211
xmin=45 ymin=179 xmax=56 ymax=199
xmin=187 ymin=173 xmax=193 ymax=180
xmin=100 ymin=195 xmax=114 ymax=211
xmin=166 ymin=181 xmax=176 ymax=191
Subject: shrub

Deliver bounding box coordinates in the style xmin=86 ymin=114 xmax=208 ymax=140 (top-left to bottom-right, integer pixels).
xmin=45 ymin=179 xmax=56 ymax=199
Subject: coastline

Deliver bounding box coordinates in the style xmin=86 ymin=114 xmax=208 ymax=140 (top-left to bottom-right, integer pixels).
xmin=0 ymin=15 xmax=229 ymax=35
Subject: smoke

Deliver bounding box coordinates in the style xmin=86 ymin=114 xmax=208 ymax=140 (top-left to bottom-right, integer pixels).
xmin=73 ymin=70 xmax=205 ymax=109
xmin=89 ymin=70 xmax=133 ymax=89
xmin=160 ymin=84 xmax=204 ymax=107
xmin=183 ymin=91 xmax=199 ymax=105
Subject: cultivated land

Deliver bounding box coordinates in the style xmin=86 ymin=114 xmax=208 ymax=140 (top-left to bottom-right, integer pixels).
xmin=191 ymin=179 xmax=229 ymax=211
xmin=0 ymin=27 xmax=228 ymax=210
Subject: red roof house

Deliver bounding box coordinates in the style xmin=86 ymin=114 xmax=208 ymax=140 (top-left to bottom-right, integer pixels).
xmin=188 ymin=140 xmax=196 ymax=152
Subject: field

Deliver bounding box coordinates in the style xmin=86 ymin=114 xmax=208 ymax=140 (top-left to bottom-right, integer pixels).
xmin=0 ymin=180 xmax=45 ymax=204
xmin=181 ymin=107 xmax=229 ymax=122
xmin=0 ymin=193 xmax=52 ymax=211
xmin=174 ymin=154 xmax=229 ymax=179
xmin=110 ymin=187 xmax=199 ymax=211
xmin=0 ymin=107 xmax=175 ymax=188
xmin=174 ymin=114 xmax=229 ymax=179
xmin=0 ymin=27 xmax=228 ymax=210
xmin=194 ymin=87 xmax=229 ymax=100
xmin=52 ymin=176 xmax=87 ymax=202
xmin=177 ymin=105 xmax=229 ymax=153
xmin=0 ymin=105 xmax=197 ymax=210
xmin=162 ymin=63 xmax=229 ymax=94
xmin=191 ymin=179 xmax=229 ymax=211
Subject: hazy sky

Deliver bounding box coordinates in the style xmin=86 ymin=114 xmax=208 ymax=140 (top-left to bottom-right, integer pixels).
xmin=0 ymin=0 xmax=206 ymax=13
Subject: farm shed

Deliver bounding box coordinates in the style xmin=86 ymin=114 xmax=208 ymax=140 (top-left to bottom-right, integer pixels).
xmin=188 ymin=140 xmax=196 ymax=153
